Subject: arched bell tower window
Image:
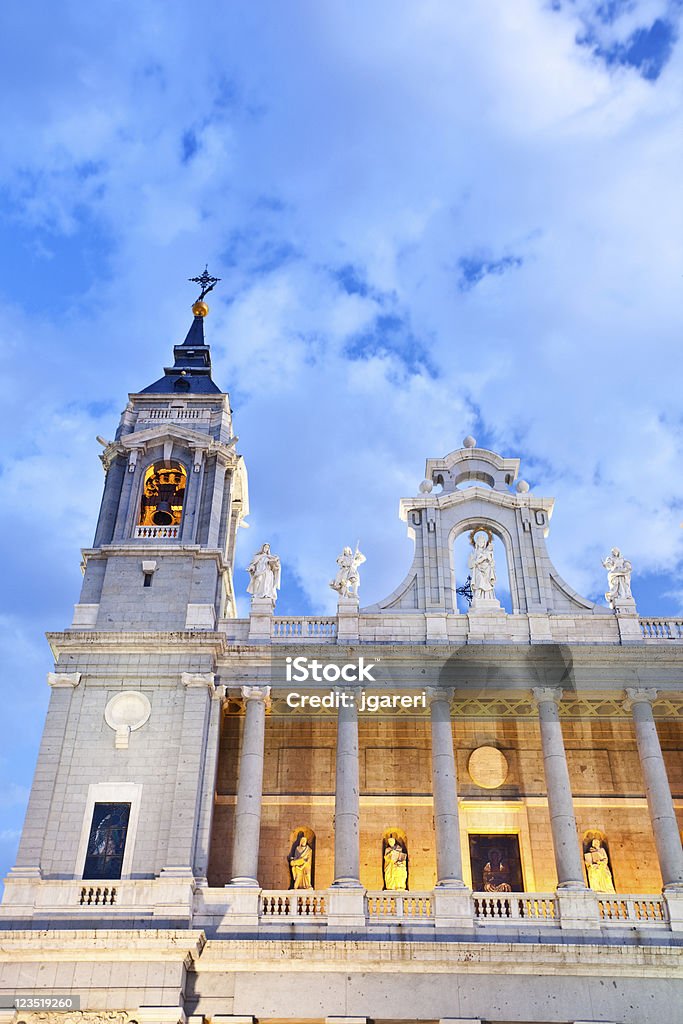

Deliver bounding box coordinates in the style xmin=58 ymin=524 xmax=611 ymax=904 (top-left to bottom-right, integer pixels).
xmin=138 ymin=461 xmax=187 ymax=527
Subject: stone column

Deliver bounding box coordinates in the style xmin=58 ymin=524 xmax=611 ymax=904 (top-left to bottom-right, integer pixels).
xmin=229 ymin=686 xmax=270 ymax=886
xmin=332 ymin=688 xmax=362 ymax=887
xmin=625 ymin=689 xmax=683 ymax=891
xmin=427 ymin=688 xmax=465 ymax=887
xmin=531 ymin=687 xmax=585 ymax=889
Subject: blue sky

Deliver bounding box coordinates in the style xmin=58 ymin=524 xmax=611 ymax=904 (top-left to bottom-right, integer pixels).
xmin=1 ymin=0 xmax=682 ymax=884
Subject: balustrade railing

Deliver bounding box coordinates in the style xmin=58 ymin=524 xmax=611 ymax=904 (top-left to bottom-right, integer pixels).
xmin=365 ymin=892 xmax=432 ymax=920
xmin=134 ymin=525 xmax=180 ymax=539
xmin=640 ymin=618 xmax=683 ymax=640
xmin=79 ymin=886 xmax=117 ymax=906
xmin=260 ymin=891 xmax=327 ymax=919
xmin=473 ymin=892 xmax=557 ymax=921
xmin=597 ymin=895 xmax=667 ymax=923
xmin=273 ymin=617 xmax=337 ymax=639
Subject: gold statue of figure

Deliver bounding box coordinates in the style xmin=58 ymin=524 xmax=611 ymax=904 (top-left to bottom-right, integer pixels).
xmin=584 ymin=837 xmax=616 ymax=893
xmin=288 ymin=830 xmax=313 ymax=889
xmin=383 ymin=834 xmax=408 ymax=891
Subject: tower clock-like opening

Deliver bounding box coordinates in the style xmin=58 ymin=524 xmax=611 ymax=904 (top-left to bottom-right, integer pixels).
xmin=139 ymin=460 xmax=187 ymax=527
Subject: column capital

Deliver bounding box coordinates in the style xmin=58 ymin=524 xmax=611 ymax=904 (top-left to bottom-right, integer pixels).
xmin=47 ymin=671 xmax=81 ymax=688
xmin=531 ymin=685 xmax=563 ymax=706
xmin=425 ymin=686 xmax=454 ymax=706
xmin=181 ymin=672 xmax=215 ymax=690
xmin=241 ymin=684 xmax=271 ymax=703
xmin=624 ymin=686 xmax=658 ymax=709
xmin=333 ymin=684 xmax=362 ymax=701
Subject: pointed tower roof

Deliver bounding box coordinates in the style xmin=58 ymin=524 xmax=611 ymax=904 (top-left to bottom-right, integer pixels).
xmin=140 ymin=267 xmax=223 ymax=395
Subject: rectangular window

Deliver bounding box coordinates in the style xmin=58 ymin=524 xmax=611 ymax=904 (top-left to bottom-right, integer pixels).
xmin=83 ymin=802 xmax=131 ymax=880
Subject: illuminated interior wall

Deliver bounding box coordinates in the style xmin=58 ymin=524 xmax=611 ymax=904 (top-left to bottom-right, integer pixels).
xmin=207 ymin=707 xmax=682 ymax=893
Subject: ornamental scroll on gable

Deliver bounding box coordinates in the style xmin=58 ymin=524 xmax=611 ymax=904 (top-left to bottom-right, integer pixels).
xmin=363 ymin=437 xmax=610 ymax=616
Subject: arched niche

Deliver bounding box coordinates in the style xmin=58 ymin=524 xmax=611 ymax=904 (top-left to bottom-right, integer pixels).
xmin=449 ymin=519 xmax=519 ymax=614
xmin=138 ymin=460 xmax=187 ymax=527
xmin=382 ymin=827 xmax=409 ymax=892
xmin=287 ymin=826 xmax=316 ymax=890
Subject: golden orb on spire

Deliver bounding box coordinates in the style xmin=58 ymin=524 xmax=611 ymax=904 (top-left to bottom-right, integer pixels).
xmin=192 ymin=300 xmax=210 ymax=317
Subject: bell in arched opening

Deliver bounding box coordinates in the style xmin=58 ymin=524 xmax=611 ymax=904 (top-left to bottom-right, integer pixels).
xmin=139 ymin=461 xmax=187 ymax=528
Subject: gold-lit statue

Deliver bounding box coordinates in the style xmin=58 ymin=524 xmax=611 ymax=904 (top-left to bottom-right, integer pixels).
xmin=288 ymin=831 xmax=313 ymax=889
xmin=482 ymin=848 xmax=512 ymax=892
xmin=383 ymin=835 xmax=408 ymax=891
xmin=584 ymin=837 xmax=616 ymax=893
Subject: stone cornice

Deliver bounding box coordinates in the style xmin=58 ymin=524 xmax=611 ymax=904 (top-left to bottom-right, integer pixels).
xmin=46 ymin=630 xmax=228 ymax=660
xmin=399 ymin=486 xmax=555 ymax=521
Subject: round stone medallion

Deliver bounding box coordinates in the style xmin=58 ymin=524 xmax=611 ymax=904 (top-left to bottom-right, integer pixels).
xmin=104 ymin=691 xmax=151 ymax=734
xmin=468 ymin=745 xmax=508 ymax=789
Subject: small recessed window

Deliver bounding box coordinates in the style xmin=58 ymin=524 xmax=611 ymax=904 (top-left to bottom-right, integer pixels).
xmin=83 ymin=802 xmax=131 ymax=880
xmin=143 ymin=572 xmax=153 ymax=587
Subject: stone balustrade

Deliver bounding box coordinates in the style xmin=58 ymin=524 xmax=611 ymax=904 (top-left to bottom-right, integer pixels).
xmin=218 ymin=613 xmax=683 ymax=644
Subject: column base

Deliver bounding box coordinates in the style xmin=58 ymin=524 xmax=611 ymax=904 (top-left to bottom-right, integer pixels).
xmin=664 ymin=890 xmax=683 ymax=931
xmin=219 ymin=885 xmax=261 ymax=927
xmin=556 ymin=887 xmax=600 ymax=930
xmin=432 ymin=886 xmax=474 ymax=929
xmin=326 ymin=886 xmax=365 ymax=927
xmin=228 ymin=876 xmax=260 ymax=887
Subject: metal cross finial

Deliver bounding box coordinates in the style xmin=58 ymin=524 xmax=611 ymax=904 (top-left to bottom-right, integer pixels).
xmin=189 ymin=265 xmax=221 ymax=302
xmin=456 ymin=574 xmax=474 ymax=606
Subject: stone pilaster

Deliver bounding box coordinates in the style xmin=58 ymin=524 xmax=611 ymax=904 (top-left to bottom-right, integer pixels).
xmin=193 ymin=684 xmax=226 ymax=884
xmin=229 ymin=685 xmax=270 ymax=886
xmin=625 ymin=688 xmax=683 ymax=893
xmin=8 ymin=673 xmax=80 ymax=879
xmin=161 ymin=673 xmax=215 ymax=878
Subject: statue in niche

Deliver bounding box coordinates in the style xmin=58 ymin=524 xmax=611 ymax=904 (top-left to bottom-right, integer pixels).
xmin=288 ymin=831 xmax=314 ymax=889
xmin=584 ymin=837 xmax=615 ymax=893
xmin=468 ymin=529 xmax=497 ymax=602
xmin=247 ymin=543 xmax=281 ymax=602
xmin=602 ymin=548 xmax=633 ymax=607
xmin=330 ymin=544 xmax=366 ymax=599
xmin=383 ymin=834 xmax=408 ymax=891
xmin=482 ymin=848 xmax=512 ymax=892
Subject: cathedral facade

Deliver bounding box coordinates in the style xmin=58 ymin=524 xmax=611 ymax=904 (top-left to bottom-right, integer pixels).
xmin=1 ymin=297 xmax=682 ymax=1024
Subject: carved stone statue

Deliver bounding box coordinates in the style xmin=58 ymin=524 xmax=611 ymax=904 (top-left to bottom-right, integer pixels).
xmin=602 ymin=548 xmax=633 ymax=607
xmin=482 ymin=848 xmax=512 ymax=892
xmin=330 ymin=545 xmax=366 ymax=599
xmin=468 ymin=530 xmax=497 ymax=603
xmin=584 ymin=838 xmax=615 ymax=893
xmin=247 ymin=543 xmax=281 ymax=602
xmin=383 ymin=835 xmax=408 ymax=891
xmin=288 ymin=832 xmax=313 ymax=889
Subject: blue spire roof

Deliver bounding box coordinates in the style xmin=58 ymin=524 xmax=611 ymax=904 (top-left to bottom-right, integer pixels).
xmin=140 ymin=314 xmax=222 ymax=395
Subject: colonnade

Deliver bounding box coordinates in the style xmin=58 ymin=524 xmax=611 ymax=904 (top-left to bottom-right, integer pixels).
xmin=228 ymin=686 xmax=683 ymax=892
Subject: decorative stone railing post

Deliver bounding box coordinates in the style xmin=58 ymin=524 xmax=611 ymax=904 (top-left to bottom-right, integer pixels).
xmin=229 ymin=686 xmax=270 ymax=887
xmin=426 ymin=688 xmax=472 ymax=929
xmin=328 ymin=687 xmax=365 ymax=928
xmin=532 ymin=687 xmax=598 ymax=929
xmin=625 ymin=688 xmax=683 ymax=928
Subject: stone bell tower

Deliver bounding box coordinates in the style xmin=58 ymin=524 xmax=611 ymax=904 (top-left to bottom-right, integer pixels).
xmin=72 ymin=269 xmax=248 ymax=631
